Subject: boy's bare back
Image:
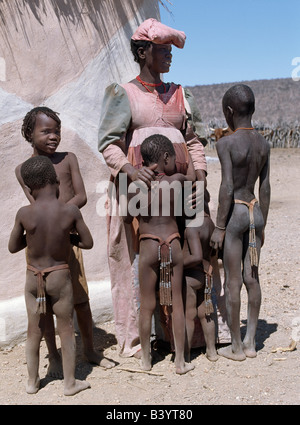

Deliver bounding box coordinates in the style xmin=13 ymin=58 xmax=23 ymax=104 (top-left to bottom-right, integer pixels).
xmin=217 ymin=129 xmax=269 ymax=200
xmin=18 ymin=198 xmax=84 ymax=268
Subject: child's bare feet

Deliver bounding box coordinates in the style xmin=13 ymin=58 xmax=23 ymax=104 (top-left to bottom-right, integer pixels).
xmin=218 ymin=345 xmax=246 ymax=361
xmin=26 ymin=377 xmax=40 ymax=394
xmin=175 ymin=362 xmax=195 ymax=375
xmin=64 ymin=379 xmax=91 ymax=396
xmin=206 ymin=348 xmax=219 ymax=362
xmin=47 ymin=355 xmax=63 ymax=379
xmin=140 ymin=354 xmax=152 ymax=371
xmin=85 ymin=349 xmax=115 ymax=369
xmin=242 ymin=342 xmax=257 ymax=358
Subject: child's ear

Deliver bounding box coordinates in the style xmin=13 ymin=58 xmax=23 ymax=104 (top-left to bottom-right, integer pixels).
xmin=56 ymin=176 xmax=60 ymax=185
xmin=24 ymin=185 xmax=32 ymax=194
xmin=227 ymin=105 xmax=234 ymax=115
xmin=163 ymin=152 xmax=169 ymax=163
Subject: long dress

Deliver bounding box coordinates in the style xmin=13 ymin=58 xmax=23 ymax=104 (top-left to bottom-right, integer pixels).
xmin=98 ymin=82 xmax=228 ymax=357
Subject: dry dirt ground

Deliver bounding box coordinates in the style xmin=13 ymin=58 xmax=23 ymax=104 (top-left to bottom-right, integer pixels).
xmin=0 ymin=148 xmax=299 ymax=409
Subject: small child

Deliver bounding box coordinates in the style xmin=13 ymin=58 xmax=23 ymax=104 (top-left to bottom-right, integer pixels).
xmin=16 ymin=107 xmax=114 ymax=376
xmin=125 ymin=133 xmax=195 ymax=374
xmin=183 ymin=213 xmax=218 ymax=362
xmin=210 ymin=84 xmax=271 ymax=361
xmin=9 ymin=156 xmax=93 ymax=395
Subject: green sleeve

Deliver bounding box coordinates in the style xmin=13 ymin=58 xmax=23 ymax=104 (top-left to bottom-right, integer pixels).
xmin=98 ymin=83 xmax=132 ymax=153
xmin=183 ymin=87 xmax=207 ymax=146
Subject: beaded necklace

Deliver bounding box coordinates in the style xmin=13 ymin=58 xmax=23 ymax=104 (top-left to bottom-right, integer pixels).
xmin=233 ymin=127 xmax=254 ymax=132
xmin=136 ymin=75 xmax=166 ymax=93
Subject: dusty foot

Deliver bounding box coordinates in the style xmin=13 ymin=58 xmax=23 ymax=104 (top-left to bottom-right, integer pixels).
xmin=26 ymin=377 xmax=40 ymax=394
xmin=175 ymin=362 xmax=195 ymax=375
xmin=85 ymin=350 xmax=115 ymax=369
xmin=243 ymin=343 xmax=257 ymax=358
xmin=206 ymin=348 xmax=219 ymax=362
xmin=140 ymin=354 xmax=152 ymax=371
xmin=218 ymin=345 xmax=246 ymax=361
xmin=64 ymin=379 xmax=91 ymax=396
xmin=47 ymin=355 xmax=63 ymax=379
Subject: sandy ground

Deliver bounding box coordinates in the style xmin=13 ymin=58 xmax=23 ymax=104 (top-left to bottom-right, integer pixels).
xmin=0 ymin=148 xmax=299 ymax=408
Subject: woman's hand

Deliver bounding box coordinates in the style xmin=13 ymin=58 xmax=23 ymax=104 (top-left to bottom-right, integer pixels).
xmin=130 ymin=164 xmax=158 ymax=188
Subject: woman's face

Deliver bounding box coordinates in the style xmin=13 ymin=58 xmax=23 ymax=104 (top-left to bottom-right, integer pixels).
xmin=145 ymin=43 xmax=172 ymax=74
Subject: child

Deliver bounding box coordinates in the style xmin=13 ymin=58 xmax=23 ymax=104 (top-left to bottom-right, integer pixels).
xmin=210 ymin=84 xmax=271 ymax=361
xmin=125 ymin=133 xmax=195 ymax=374
xmin=8 ymin=156 xmax=92 ymax=395
xmin=183 ymin=213 xmax=218 ymax=362
xmin=16 ymin=107 xmax=114 ymax=376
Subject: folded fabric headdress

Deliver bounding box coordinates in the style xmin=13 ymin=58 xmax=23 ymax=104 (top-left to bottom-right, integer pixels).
xmin=131 ymin=18 xmax=186 ymax=49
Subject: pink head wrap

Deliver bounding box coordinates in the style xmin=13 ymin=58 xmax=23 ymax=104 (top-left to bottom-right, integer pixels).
xmin=131 ymin=18 xmax=186 ymax=49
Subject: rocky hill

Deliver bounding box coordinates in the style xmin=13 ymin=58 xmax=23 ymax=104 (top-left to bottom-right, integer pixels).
xmin=186 ymin=78 xmax=300 ymax=127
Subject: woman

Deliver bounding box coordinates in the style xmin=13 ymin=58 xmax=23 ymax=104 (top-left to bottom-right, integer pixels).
xmin=98 ymin=18 xmax=208 ymax=358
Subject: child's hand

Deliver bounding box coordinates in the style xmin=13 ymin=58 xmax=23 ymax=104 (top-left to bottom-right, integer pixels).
xmin=210 ymin=228 xmax=225 ymax=251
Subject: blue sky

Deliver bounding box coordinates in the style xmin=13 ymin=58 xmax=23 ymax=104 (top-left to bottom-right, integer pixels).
xmin=159 ymin=0 xmax=299 ymax=86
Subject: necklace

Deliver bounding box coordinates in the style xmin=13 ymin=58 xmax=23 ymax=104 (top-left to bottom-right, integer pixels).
xmin=136 ymin=76 xmax=166 ymax=93
xmin=234 ymin=127 xmax=254 ymax=132
xmin=154 ymin=171 xmax=166 ymax=181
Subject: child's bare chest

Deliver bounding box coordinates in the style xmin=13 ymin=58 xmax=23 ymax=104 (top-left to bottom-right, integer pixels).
xmin=52 ymin=160 xmax=74 ymax=202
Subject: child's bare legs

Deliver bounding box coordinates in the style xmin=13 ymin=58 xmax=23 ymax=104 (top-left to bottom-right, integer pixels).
xmin=138 ymin=242 xmax=158 ymax=370
xmin=75 ymin=301 xmax=115 ymax=368
xmin=184 ymin=279 xmax=197 ymax=363
xmin=49 ymin=270 xmax=90 ymax=396
xmin=185 ymin=274 xmax=218 ymax=362
xmin=43 ymin=313 xmax=63 ymax=378
xmin=25 ymin=272 xmax=45 ymax=394
xmin=218 ymin=219 xmax=246 ymax=361
xmin=197 ymin=299 xmax=218 ymax=361
xmin=242 ymin=234 xmax=262 ymax=357
xmin=170 ymin=242 xmax=194 ymax=375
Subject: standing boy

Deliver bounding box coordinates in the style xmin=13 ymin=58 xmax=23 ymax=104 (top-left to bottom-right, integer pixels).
xmin=9 ymin=156 xmax=92 ymax=395
xmin=210 ymin=84 xmax=271 ymax=361
xmin=183 ymin=212 xmax=218 ymax=362
xmin=125 ymin=134 xmax=196 ymax=374
xmin=16 ymin=107 xmax=114 ymax=375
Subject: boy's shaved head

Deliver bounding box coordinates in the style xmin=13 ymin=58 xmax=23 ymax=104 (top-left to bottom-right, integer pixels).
xmin=21 ymin=155 xmax=57 ymax=190
xmin=141 ymin=134 xmax=175 ymax=166
xmin=222 ymin=84 xmax=255 ymax=116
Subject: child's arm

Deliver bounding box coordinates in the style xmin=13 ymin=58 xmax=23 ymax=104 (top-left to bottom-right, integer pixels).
xmin=15 ymin=164 xmax=35 ymax=204
xmin=70 ymin=206 xmax=93 ymax=249
xmin=8 ymin=209 xmax=27 ymax=253
xmin=67 ymin=153 xmax=87 ymax=209
xmin=259 ymin=151 xmax=271 ymax=227
xmin=183 ymin=228 xmax=203 ymax=269
xmin=258 ymin=150 xmax=271 ymax=246
xmin=210 ymin=139 xmax=233 ymax=250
